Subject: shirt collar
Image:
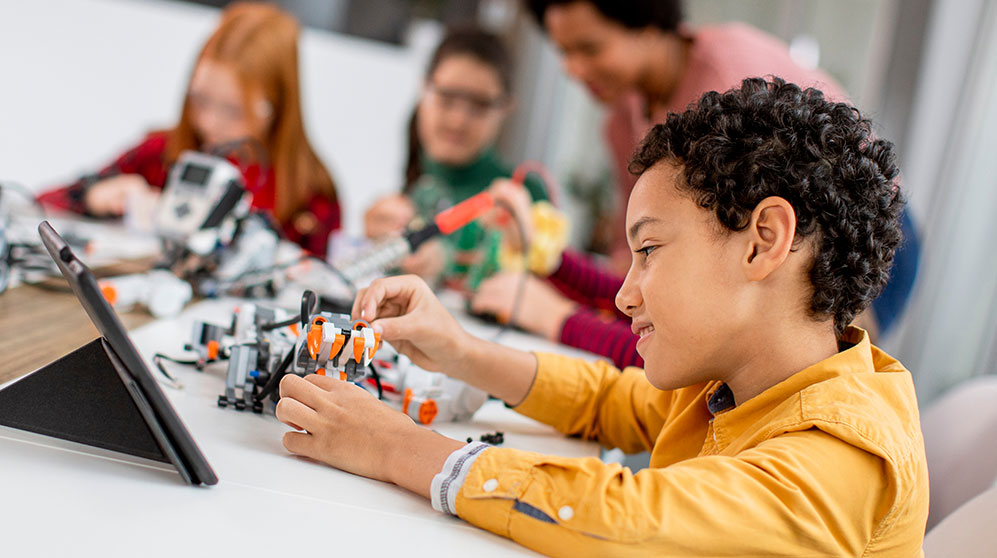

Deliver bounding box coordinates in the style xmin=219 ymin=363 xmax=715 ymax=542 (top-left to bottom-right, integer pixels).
xmin=707 ymin=383 xmax=736 ymax=415
xmin=706 ymin=327 xmax=877 ymax=434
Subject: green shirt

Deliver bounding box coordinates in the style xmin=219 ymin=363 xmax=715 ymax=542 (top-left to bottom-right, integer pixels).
xmin=410 ymin=148 xmax=547 ymax=285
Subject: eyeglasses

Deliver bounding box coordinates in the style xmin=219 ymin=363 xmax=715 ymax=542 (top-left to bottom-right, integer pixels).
xmin=425 ymin=82 xmax=508 ymax=118
xmin=187 ymin=91 xmax=247 ymax=123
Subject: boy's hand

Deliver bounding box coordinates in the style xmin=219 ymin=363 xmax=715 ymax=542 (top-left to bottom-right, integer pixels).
xmin=276 ymin=374 xmax=410 ymax=481
xmin=471 ymin=271 xmax=577 ymax=341
xmin=276 ymin=374 xmax=463 ymax=495
xmin=352 ymin=275 xmax=473 ymax=375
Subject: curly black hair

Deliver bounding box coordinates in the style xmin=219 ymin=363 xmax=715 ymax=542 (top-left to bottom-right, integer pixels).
xmin=629 ymin=77 xmax=904 ymax=334
xmin=525 ymin=0 xmax=683 ymax=33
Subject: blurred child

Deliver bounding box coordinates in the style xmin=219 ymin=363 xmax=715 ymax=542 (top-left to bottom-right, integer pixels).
xmin=37 ymin=3 xmax=341 ymax=256
xmin=363 ymin=27 xmax=548 ymax=284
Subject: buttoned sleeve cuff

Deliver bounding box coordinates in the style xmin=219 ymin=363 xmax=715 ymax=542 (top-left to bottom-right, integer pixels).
xmin=430 ymin=441 xmax=491 ymax=516
xmin=453 ymin=446 xmax=609 ymax=545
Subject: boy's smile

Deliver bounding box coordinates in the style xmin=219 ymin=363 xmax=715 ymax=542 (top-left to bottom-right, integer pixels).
xmin=616 ymin=161 xmax=749 ymax=391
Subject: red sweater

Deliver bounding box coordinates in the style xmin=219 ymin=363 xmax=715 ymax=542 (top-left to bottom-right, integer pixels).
xmin=37 ymin=132 xmax=341 ymax=257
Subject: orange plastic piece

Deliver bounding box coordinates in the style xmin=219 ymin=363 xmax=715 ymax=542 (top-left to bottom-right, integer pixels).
xmin=307 ymin=320 xmax=325 ymax=359
xmin=418 ymin=399 xmax=438 ymax=425
xmin=288 ymin=323 xmax=299 ymax=336
xmin=207 ymin=340 xmax=219 ymax=361
xmin=402 ymin=388 xmax=413 ymax=415
xmin=315 ymin=368 xmax=326 ymax=376
xmin=100 ymin=284 xmax=118 ymax=306
xmin=435 ymin=191 xmax=495 ymax=235
xmin=352 ymin=335 xmax=364 ymax=363
xmin=330 ymin=333 xmax=346 ymax=362
xmin=340 ymin=371 xmax=346 ymax=381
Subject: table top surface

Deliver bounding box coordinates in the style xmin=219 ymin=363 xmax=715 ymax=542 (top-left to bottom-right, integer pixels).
xmin=0 ymin=279 xmax=602 ymax=556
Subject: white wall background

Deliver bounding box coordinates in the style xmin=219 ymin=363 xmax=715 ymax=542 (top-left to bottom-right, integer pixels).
xmin=890 ymin=0 xmax=997 ymax=402
xmin=0 ymin=0 xmax=427 ymax=236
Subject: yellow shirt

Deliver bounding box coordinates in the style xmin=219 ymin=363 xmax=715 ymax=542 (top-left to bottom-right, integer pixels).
xmin=455 ymin=327 xmax=929 ymax=556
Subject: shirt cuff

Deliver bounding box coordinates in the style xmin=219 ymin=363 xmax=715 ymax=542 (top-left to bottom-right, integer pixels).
xmin=430 ymin=441 xmax=491 ymax=516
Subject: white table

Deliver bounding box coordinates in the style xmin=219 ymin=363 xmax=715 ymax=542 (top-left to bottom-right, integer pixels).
xmin=0 ymin=297 xmax=601 ymax=557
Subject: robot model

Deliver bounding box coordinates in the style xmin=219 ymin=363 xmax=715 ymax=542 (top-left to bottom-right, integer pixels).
xmin=167 ymin=290 xmax=488 ymax=425
xmin=98 ymin=149 xmax=287 ymax=317
xmin=181 ymin=291 xmax=381 ymax=413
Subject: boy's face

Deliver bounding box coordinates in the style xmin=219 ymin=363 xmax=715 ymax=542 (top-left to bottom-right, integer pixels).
xmin=543 ymin=2 xmax=649 ymax=104
xmin=616 ymin=162 xmax=751 ymax=390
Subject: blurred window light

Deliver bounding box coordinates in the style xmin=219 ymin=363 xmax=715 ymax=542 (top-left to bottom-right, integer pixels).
xmin=789 ymin=34 xmax=821 ymax=70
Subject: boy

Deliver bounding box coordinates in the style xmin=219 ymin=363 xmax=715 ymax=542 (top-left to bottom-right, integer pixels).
xmin=274 ymin=78 xmax=928 ymax=555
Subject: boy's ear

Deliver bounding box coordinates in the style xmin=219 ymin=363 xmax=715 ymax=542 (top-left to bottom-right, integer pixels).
xmin=741 ymin=196 xmax=797 ymax=281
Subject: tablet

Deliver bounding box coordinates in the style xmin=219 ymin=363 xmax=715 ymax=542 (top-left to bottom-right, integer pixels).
xmin=38 ymin=220 xmax=217 ymax=485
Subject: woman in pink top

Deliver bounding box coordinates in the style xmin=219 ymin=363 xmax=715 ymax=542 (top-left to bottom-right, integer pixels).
xmin=470 ymin=0 xmax=919 ymax=367
xmin=528 ymin=0 xmax=846 ymax=271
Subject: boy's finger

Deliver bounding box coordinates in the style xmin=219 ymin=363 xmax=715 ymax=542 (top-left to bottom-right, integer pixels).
xmin=282 ymin=431 xmax=314 ymax=456
xmin=304 ymin=373 xmax=347 ymax=392
xmin=359 ymin=276 xmax=422 ymax=321
xmin=279 ymin=375 xmax=329 ymax=412
xmin=351 ymin=287 xmax=369 ymax=320
xmin=275 ymin=396 xmax=318 ymax=432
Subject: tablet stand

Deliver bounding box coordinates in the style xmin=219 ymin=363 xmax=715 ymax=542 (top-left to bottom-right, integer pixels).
xmin=0 ymin=338 xmax=174 ymax=464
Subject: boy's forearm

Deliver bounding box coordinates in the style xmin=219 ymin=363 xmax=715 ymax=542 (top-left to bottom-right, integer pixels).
xmin=385 ymin=341 xmax=536 ymax=501
xmin=386 ymin=428 xmax=465 ymax=499
xmin=447 ymin=337 xmax=538 ymax=407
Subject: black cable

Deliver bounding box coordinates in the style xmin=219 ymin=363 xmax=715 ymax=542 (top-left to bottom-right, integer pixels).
xmin=259 ymin=314 xmax=301 ymax=331
xmin=254 ymin=347 xmax=294 ymax=402
xmin=367 ymin=362 xmax=383 ymax=400
xmin=300 ymin=289 xmax=318 ymax=325
xmin=153 ymin=352 xmax=202 ymax=386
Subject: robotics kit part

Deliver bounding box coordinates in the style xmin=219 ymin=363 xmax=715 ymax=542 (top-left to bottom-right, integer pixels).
xmin=466 ymin=431 xmax=504 ymax=445
xmin=155 ymin=151 xmax=247 ymax=240
xmin=378 ymin=354 xmax=489 ymax=426
xmin=99 ymin=269 xmax=193 ymax=318
xmin=174 ymin=291 xmax=382 ymax=414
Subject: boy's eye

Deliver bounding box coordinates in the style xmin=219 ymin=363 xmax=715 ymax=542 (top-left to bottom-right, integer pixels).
xmin=635 ymin=245 xmax=657 ymax=257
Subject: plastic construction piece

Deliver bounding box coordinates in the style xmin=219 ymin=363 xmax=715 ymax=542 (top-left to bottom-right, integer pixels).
xmin=333 ymin=191 xmax=497 ymax=286
xmin=377 ymin=354 xmax=488 ymax=426
xmin=466 ymin=431 xmax=504 ymax=445
xmin=98 ymin=269 xmax=193 ymax=318
xmin=0 ymin=222 xmax=218 ymax=486
xmin=183 ymin=290 xmax=382 ymax=414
